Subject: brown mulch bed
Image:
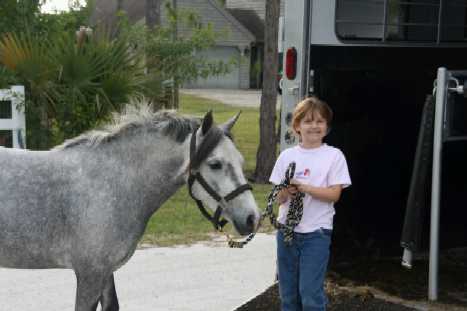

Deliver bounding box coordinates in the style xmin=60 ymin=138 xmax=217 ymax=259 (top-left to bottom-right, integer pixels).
xmin=235 ymin=248 xmax=467 ymax=311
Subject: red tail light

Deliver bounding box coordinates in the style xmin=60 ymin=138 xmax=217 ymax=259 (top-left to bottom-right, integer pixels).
xmin=285 ymin=47 xmax=297 ymax=80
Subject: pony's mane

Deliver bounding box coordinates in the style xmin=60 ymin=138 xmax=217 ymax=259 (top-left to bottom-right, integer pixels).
xmin=55 ymin=105 xmax=200 ymax=150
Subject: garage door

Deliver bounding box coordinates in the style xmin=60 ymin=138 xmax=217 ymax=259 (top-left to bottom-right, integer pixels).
xmin=187 ymin=46 xmax=240 ymax=89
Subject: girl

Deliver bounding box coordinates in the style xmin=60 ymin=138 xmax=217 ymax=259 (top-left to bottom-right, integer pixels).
xmin=269 ymin=96 xmax=351 ymax=311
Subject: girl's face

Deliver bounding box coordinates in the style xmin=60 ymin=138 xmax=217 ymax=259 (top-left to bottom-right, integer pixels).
xmin=295 ymin=110 xmax=328 ymax=147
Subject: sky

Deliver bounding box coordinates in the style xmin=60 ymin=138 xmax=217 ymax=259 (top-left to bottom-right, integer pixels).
xmin=41 ymin=0 xmax=86 ymax=13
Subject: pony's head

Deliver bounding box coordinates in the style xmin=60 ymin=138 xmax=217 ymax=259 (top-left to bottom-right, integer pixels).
xmin=188 ymin=111 xmax=260 ymax=236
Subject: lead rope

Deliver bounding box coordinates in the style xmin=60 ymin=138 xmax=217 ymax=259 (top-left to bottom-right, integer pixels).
xmin=222 ymin=162 xmax=304 ymax=248
xmin=264 ymin=162 xmax=305 ymax=245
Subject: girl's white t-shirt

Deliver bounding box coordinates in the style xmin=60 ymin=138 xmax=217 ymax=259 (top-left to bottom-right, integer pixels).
xmin=269 ymin=144 xmax=351 ymax=233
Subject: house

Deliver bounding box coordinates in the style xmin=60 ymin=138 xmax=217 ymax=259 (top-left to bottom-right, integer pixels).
xmin=0 ymin=86 xmax=26 ymax=149
xmin=225 ymin=0 xmax=284 ymax=43
xmin=91 ymin=0 xmax=255 ymax=89
xmin=225 ymin=0 xmax=284 ymax=88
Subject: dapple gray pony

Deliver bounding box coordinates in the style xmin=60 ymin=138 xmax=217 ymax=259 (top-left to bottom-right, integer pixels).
xmin=0 ymin=106 xmax=260 ymax=311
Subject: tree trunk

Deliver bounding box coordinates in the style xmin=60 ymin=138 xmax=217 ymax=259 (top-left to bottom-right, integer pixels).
xmin=254 ymin=0 xmax=280 ymax=183
xmin=145 ymin=0 xmax=161 ymax=29
xmin=38 ymin=101 xmax=50 ymax=150
xmin=172 ymin=0 xmax=179 ymax=109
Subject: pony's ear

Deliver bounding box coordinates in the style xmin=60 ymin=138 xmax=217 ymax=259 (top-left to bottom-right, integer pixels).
xmin=221 ymin=111 xmax=241 ymax=134
xmin=201 ymin=110 xmax=213 ymax=135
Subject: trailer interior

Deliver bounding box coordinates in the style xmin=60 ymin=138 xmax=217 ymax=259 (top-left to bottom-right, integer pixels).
xmin=310 ymin=46 xmax=467 ymax=254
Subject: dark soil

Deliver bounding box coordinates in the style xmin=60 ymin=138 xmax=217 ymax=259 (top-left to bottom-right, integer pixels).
xmin=235 ymin=248 xmax=467 ymax=311
xmin=236 ymin=282 xmax=416 ymax=311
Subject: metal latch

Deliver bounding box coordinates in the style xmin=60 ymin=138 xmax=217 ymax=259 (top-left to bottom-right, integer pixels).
xmin=287 ymin=85 xmax=299 ymax=95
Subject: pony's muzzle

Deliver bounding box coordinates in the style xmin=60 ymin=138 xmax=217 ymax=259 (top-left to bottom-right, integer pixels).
xmin=246 ymin=213 xmax=256 ymax=233
xmin=234 ymin=211 xmax=260 ymax=236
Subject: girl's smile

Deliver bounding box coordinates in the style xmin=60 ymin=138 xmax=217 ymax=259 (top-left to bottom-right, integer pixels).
xmin=295 ymin=111 xmax=328 ymax=148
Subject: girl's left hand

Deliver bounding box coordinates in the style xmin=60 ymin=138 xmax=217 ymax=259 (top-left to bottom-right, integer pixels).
xmin=290 ymin=179 xmax=309 ymax=193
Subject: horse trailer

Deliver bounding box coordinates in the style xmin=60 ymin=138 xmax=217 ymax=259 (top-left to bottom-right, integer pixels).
xmin=280 ymin=0 xmax=467 ymax=300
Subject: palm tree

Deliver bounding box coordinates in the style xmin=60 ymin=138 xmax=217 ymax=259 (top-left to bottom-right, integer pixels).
xmin=0 ymin=29 xmax=146 ymax=148
xmin=0 ymin=32 xmax=58 ymax=149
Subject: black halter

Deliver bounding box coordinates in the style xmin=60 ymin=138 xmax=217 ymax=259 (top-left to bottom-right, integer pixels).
xmin=187 ymin=126 xmax=253 ymax=230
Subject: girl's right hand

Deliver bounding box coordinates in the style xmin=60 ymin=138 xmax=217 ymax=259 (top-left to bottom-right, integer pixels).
xmin=277 ymin=185 xmax=298 ymax=204
xmin=287 ymin=185 xmax=298 ymax=196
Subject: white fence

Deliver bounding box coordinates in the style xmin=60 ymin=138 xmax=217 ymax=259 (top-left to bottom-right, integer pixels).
xmin=0 ymin=85 xmax=26 ymax=148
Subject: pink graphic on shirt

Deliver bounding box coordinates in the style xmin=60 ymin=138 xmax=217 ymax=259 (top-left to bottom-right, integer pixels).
xmin=304 ymin=168 xmax=310 ymax=176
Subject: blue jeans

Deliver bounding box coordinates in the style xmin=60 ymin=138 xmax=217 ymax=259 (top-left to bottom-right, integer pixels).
xmin=276 ymin=228 xmax=332 ymax=311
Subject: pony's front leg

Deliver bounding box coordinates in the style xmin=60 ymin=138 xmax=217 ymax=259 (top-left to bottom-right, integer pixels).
xmin=99 ymin=273 xmax=119 ymax=311
xmin=74 ymin=269 xmax=109 ymax=311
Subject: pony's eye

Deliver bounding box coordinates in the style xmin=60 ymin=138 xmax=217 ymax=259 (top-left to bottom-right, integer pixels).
xmin=208 ymin=161 xmax=222 ymax=170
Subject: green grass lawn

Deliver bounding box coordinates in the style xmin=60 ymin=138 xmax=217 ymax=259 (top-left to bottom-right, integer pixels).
xmin=141 ymin=94 xmax=277 ymax=246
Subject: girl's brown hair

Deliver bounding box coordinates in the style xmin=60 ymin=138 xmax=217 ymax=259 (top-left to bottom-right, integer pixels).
xmin=291 ymin=96 xmax=333 ymax=134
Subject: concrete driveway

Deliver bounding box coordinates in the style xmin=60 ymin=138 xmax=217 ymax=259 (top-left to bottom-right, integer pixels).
xmin=181 ymin=88 xmax=281 ymax=109
xmin=0 ymin=233 xmax=276 ymax=311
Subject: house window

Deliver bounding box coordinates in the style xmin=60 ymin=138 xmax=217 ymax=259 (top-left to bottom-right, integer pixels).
xmin=335 ymin=0 xmax=467 ymax=44
xmin=0 ymin=100 xmax=12 ymax=119
xmin=0 ymin=130 xmax=13 ymax=147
